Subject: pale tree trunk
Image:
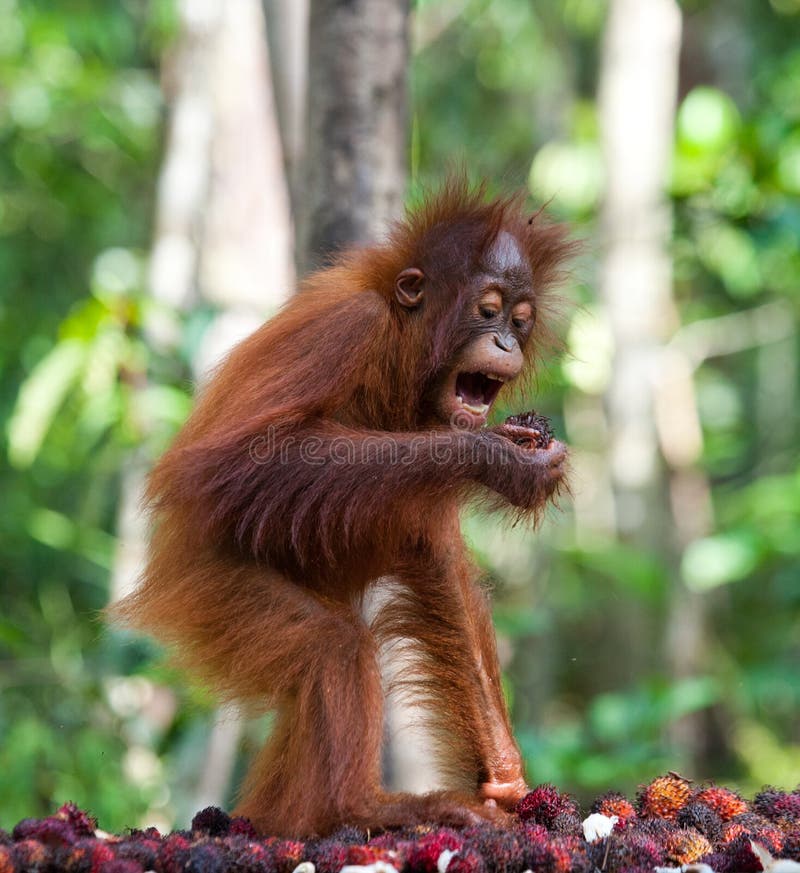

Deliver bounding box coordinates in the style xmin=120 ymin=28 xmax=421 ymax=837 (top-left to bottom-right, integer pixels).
xmin=599 ymin=0 xmax=682 ymax=543
xmin=300 ymin=0 xmax=410 ymax=272
xmin=111 ymin=0 xmax=221 ymax=606
xmin=112 ymin=0 xmax=293 ymax=824
xmin=262 ymin=0 xmax=310 ymax=222
xmin=193 ymin=0 xmax=294 ymax=817
xmin=599 ymin=0 xmax=716 ymax=766
xmin=196 ymin=0 xmax=294 ymax=378
xmin=299 ymin=0 xmax=430 ymax=793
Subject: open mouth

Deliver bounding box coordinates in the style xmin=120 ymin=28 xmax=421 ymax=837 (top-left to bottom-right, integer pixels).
xmin=455 ymin=371 xmax=505 ymax=417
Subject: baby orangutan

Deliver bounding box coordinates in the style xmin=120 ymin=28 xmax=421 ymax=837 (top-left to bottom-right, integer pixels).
xmin=113 ymin=180 xmax=572 ymax=836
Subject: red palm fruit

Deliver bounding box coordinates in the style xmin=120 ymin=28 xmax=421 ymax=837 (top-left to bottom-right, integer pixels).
xmin=191 ymin=807 xmax=232 ymax=837
xmin=158 ymin=834 xmax=192 ymax=873
xmin=724 ymin=835 xmax=766 ymax=873
xmin=55 ymin=804 xmax=97 ymax=838
xmin=12 ymin=841 xmax=49 ymax=871
xmin=12 ymin=818 xmax=76 ymax=846
xmin=0 ymin=846 xmax=14 ymax=873
xmin=754 ymin=788 xmax=800 ymax=823
xmin=546 ymin=838 xmax=575 ymax=873
xmin=345 ymin=845 xmax=395 ymax=865
xmin=664 ymin=828 xmax=713 ymax=865
xmin=100 ymin=861 xmax=143 ymax=873
xmin=695 ymin=786 xmax=749 ymax=821
xmin=115 ymin=839 xmax=159 ymax=871
xmin=722 ymin=822 xmax=748 ymax=844
xmin=229 ymin=817 xmax=258 ymax=839
xmin=446 ymin=849 xmax=486 ymax=873
xmin=588 ymin=833 xmax=663 ymax=870
xmin=592 ymin=792 xmax=637 ymax=822
xmin=272 ymin=839 xmax=304 ymax=873
xmin=405 ymin=830 xmax=465 ymax=873
xmin=462 ymin=825 xmax=524 ymax=873
xmin=676 ymin=802 xmax=724 ymax=841
xmin=62 ymin=838 xmax=116 ymax=873
xmin=224 ymin=838 xmax=276 ymax=873
xmin=637 ymin=775 xmax=692 ymax=820
xmin=518 ymin=822 xmax=549 ymax=845
xmin=516 ymin=784 xmax=579 ymax=827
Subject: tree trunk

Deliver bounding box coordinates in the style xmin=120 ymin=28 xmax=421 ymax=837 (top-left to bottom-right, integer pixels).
xmin=262 ymin=0 xmax=310 ymax=224
xmin=300 ymin=0 xmax=424 ymax=792
xmin=112 ymin=0 xmax=294 ymax=823
xmin=195 ymin=0 xmax=294 ymax=376
xmin=598 ymin=0 xmax=682 ymax=544
xmin=111 ymin=0 xmax=221 ymax=606
xmin=599 ymin=0 xmax=717 ymax=768
xmin=300 ymin=0 xmax=410 ymax=272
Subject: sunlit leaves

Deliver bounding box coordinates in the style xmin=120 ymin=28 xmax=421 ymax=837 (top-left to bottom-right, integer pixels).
xmin=725 ymin=472 xmax=800 ymax=559
xmin=695 ymin=222 xmax=761 ymax=298
xmin=529 ymin=140 xmax=604 ymax=213
xmin=734 ymin=721 xmax=800 ymax=790
xmin=1 ymin=0 xmax=798 ymax=829
xmin=776 ymin=131 xmax=800 ymax=193
xmin=412 ymin=0 xmax=800 ymax=804
xmin=92 ymin=246 xmax=144 ymax=300
xmin=673 ymin=89 xmax=741 ymax=197
xmin=562 ymin=306 xmax=612 ymax=394
xmin=0 ymin=0 xmax=179 ymax=833
xmin=681 ymin=532 xmax=761 ymax=591
xmin=679 ymin=87 xmax=740 ymax=153
xmin=7 ymin=339 xmax=87 ymax=468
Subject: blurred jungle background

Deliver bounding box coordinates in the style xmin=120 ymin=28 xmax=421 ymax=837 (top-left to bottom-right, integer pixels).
xmin=1 ymin=0 xmax=799 ymax=833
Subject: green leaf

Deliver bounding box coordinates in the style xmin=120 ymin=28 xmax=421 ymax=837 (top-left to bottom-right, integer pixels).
xmin=678 ymin=87 xmax=741 ymax=153
xmin=681 ymin=532 xmax=760 ymax=590
xmin=7 ymin=339 xmax=87 ymax=468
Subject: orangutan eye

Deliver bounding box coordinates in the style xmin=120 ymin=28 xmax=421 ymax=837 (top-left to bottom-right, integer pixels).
xmin=511 ymin=301 xmax=533 ymax=330
xmin=477 ymin=289 xmax=503 ymax=320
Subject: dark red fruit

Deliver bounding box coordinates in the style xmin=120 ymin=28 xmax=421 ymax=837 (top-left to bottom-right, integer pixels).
xmin=504 ymin=411 xmax=554 ymax=449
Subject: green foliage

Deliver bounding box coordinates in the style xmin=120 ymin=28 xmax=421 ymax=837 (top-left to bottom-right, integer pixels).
xmin=517 ymin=676 xmax=721 ymax=795
xmin=2 ymin=0 xmax=799 ymax=833
xmin=415 ymin=0 xmax=799 ymax=801
xmin=0 ymin=0 xmax=192 ymax=832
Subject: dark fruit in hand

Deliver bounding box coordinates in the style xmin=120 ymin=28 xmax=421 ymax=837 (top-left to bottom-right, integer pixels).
xmin=504 ymin=411 xmax=553 ymax=449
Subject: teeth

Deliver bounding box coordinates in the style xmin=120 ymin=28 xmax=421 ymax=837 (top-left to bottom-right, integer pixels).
xmin=457 ymin=395 xmax=490 ymax=416
xmin=484 ymin=372 xmax=506 ymax=382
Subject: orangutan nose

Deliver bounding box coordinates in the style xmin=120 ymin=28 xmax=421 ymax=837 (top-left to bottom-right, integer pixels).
xmin=493 ymin=332 xmax=515 ymax=353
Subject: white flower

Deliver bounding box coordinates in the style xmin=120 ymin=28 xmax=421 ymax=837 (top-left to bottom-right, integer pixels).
xmin=437 ymin=849 xmax=458 ymax=873
xmin=749 ymin=841 xmax=800 ymax=873
xmin=581 ymin=812 xmax=618 ymax=842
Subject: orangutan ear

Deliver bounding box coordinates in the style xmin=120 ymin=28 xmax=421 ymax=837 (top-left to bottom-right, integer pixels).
xmin=395 ymin=268 xmax=425 ymax=308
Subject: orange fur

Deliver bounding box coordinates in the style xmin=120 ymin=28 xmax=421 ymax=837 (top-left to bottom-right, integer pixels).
xmin=111 ymin=179 xmax=574 ymax=836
